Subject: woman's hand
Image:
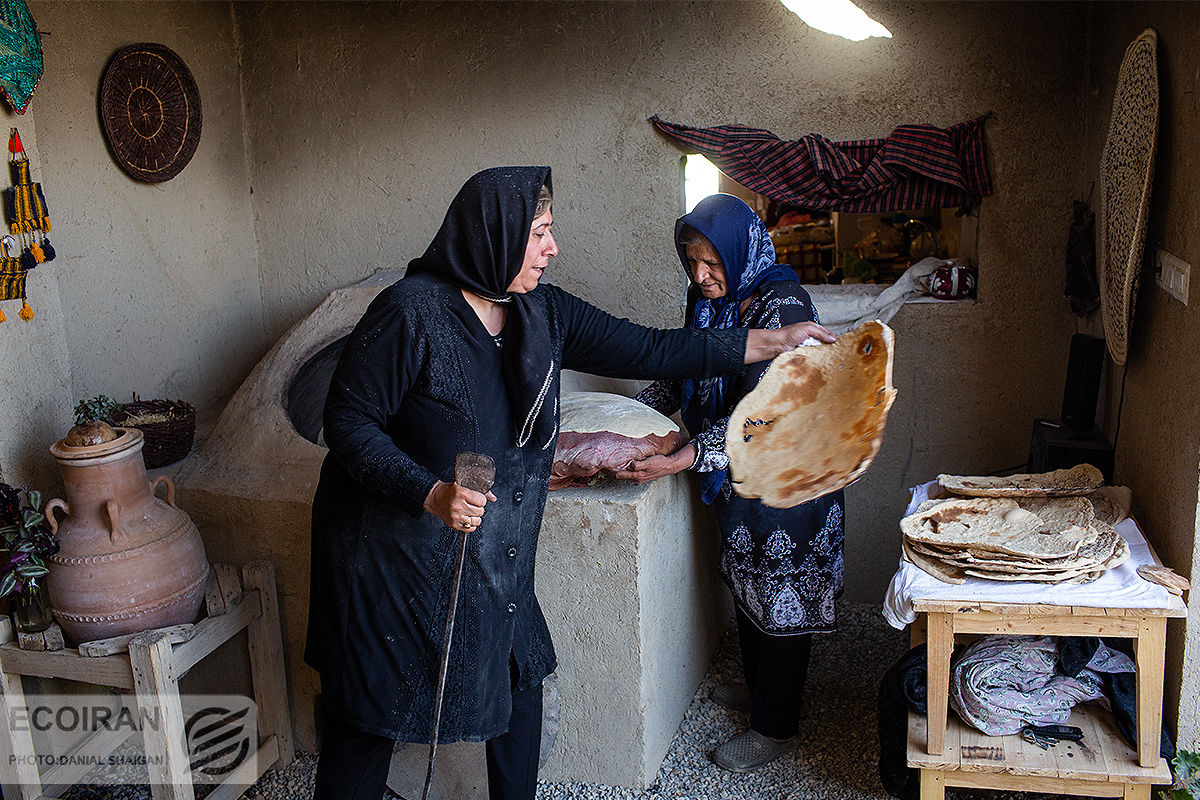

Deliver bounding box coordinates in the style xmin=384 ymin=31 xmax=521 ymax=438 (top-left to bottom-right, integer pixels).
xmin=424 ymin=480 xmax=497 ymax=532
xmin=744 ymin=321 xmax=836 ymax=363
xmin=614 ymin=443 xmax=697 ymax=484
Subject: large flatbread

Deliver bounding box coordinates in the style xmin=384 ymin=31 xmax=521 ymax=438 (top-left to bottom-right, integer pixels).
xmin=938 ymin=464 xmax=1104 ymax=497
xmin=901 ymin=498 xmax=1093 ymax=560
xmin=1015 ymin=497 xmax=1097 ymax=532
xmin=902 ymin=540 xmax=965 ymax=584
xmin=1088 ymin=487 xmax=1131 ymax=525
xmin=725 ymin=321 xmax=896 ymax=509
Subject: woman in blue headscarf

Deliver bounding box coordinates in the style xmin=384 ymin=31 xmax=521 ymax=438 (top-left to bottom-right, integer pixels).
xmin=619 ymin=193 xmax=845 ymax=773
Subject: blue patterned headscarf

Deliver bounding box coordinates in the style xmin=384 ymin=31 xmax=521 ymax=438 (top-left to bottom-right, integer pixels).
xmin=677 ymin=194 xmax=796 ymax=504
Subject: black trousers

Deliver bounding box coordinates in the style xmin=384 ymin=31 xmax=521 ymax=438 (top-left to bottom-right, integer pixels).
xmin=735 ymin=606 xmax=813 ymax=740
xmin=313 ymin=679 xmax=543 ymax=800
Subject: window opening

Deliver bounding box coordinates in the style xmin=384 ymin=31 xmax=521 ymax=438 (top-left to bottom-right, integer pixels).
xmin=680 ymin=154 xmax=977 ymax=287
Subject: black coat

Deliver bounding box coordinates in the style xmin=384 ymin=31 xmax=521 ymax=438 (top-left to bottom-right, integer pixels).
xmin=304 ymin=272 xmax=747 ymax=741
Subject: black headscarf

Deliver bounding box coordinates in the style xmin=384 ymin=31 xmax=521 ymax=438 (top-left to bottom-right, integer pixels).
xmin=407 ymin=166 xmax=557 ymax=449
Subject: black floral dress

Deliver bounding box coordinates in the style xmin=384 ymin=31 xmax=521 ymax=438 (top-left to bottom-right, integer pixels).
xmin=636 ymin=281 xmax=845 ymax=635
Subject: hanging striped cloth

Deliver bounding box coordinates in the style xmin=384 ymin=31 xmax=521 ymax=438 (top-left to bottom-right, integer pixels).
xmin=649 ymin=113 xmax=993 ymax=213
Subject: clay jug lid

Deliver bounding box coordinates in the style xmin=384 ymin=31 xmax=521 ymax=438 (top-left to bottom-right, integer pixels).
xmin=51 ymin=426 xmax=143 ymax=460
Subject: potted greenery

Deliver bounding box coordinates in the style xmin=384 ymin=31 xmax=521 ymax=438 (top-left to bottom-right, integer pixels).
xmin=0 ymin=482 xmax=59 ymax=632
xmin=74 ymin=393 xmax=196 ymax=468
xmin=1162 ymin=751 xmax=1200 ymax=800
xmin=73 ymin=395 xmax=124 ymax=426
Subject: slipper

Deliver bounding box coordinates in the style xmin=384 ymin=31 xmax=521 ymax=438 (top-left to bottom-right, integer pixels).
xmin=711 ymin=730 xmax=798 ymax=772
xmin=709 ymin=683 xmax=752 ymax=713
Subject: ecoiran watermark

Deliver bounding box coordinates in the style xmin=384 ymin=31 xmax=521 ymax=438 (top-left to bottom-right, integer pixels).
xmin=6 ymin=693 xmax=257 ymax=787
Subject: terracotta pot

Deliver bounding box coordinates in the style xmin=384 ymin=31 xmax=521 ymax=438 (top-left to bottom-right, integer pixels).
xmin=45 ymin=428 xmax=209 ymax=644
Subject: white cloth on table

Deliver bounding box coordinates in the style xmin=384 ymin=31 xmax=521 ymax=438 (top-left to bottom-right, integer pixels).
xmin=883 ymin=481 xmax=1173 ymax=629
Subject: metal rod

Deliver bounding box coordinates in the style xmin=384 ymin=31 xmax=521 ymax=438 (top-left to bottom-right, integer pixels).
xmin=423 ymin=528 xmax=470 ymax=800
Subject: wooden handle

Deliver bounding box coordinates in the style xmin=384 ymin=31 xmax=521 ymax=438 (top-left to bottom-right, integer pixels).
xmin=43 ymin=498 xmax=68 ymax=535
xmin=149 ymin=476 xmax=177 ymax=509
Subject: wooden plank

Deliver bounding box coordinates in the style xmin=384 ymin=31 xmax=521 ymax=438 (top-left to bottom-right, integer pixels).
xmin=1124 ymin=783 xmax=1151 ymax=799
xmin=213 ymin=564 xmax=243 ymax=612
xmin=0 ymin=645 xmax=134 ymax=689
xmin=78 ymin=625 xmax=196 ymax=658
xmin=41 ymin=719 xmax=133 ymax=792
xmin=952 ymin=612 xmax=1140 ymax=637
xmin=1133 ymin=616 xmax=1167 ymax=769
xmin=925 ymin=612 xmax=953 ymax=755
xmin=1061 ymin=710 xmax=1112 ymax=780
xmin=908 ymin=705 xmax=1170 ymax=783
xmin=242 ymin=562 xmax=294 ymax=768
xmin=199 ymin=736 xmax=279 ymax=800
xmin=0 ymin=617 xmax=42 ymax=800
xmin=911 ymin=598 xmax=1183 ymax=618
xmin=15 ymin=631 xmax=45 ymax=652
xmin=129 ymin=631 xmax=193 ymax=800
xmin=204 ymin=568 xmax=226 ymax=617
xmin=909 ymin=615 xmax=927 ymax=648
xmin=956 ymin=716 xmax=1007 ymax=773
xmin=918 ymin=769 xmax=944 ymax=800
xmin=173 ymin=591 xmax=261 ymax=674
xmin=943 ymin=771 xmax=1126 ymax=795
xmin=41 ymin=626 xmax=64 ymax=652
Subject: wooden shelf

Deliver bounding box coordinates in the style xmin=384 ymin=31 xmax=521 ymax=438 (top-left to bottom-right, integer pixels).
xmin=908 ymin=709 xmax=1170 ymax=786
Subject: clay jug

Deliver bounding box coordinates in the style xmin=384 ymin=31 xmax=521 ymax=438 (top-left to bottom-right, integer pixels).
xmin=45 ymin=427 xmax=209 ymax=644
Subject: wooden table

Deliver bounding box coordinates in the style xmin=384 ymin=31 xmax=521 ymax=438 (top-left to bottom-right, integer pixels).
xmin=0 ymin=562 xmax=294 ymax=800
xmin=907 ymin=595 xmax=1185 ymax=800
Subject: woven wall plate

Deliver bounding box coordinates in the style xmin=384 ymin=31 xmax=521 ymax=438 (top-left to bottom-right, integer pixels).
xmin=99 ymin=43 xmax=202 ymax=183
xmin=1098 ymin=28 xmax=1158 ymax=366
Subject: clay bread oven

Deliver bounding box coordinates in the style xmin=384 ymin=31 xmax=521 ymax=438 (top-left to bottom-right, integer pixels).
xmin=725 ymin=320 xmax=896 ymax=508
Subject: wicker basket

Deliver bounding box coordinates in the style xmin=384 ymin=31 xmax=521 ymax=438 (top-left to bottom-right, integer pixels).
xmin=116 ymin=399 xmax=196 ymax=469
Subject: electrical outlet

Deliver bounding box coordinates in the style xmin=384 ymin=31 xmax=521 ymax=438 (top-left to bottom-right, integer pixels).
xmin=1155 ymin=250 xmax=1190 ymax=305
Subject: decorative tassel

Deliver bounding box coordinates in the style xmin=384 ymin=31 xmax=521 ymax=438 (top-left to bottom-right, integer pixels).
xmin=8 ymin=130 xmax=22 ymax=155
xmin=39 ymin=218 xmax=48 ymax=234
xmin=0 ymin=307 xmax=6 ymax=322
xmin=30 ymin=242 xmax=43 ymax=263
xmin=40 ymin=238 xmax=54 ymax=261
xmin=18 ymin=249 xmax=34 ymax=270
xmin=18 ymin=301 xmax=32 ymax=321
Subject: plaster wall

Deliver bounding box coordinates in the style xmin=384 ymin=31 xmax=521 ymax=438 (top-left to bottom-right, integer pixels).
xmin=235 ymin=0 xmax=1086 ymax=605
xmin=27 ymin=1 xmax=267 ymax=430
xmin=0 ymin=114 xmax=74 ymax=492
xmin=1081 ymin=6 xmax=1200 ymax=748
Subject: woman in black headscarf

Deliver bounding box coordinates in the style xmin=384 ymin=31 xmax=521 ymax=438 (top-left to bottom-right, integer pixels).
xmin=620 ymin=194 xmax=845 ymax=773
xmin=305 ymin=167 xmax=834 ymax=800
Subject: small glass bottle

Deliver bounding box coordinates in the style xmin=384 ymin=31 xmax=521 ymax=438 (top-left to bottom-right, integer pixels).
xmin=14 ymin=577 xmax=53 ymax=633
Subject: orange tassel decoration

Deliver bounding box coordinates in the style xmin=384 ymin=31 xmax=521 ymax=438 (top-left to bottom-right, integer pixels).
xmin=18 ymin=300 xmax=32 ymax=321
xmin=30 ymin=242 xmax=43 ymax=263
xmin=0 ymin=307 xmax=6 ymax=322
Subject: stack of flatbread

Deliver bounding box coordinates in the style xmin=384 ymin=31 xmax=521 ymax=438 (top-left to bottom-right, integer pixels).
xmin=901 ymin=465 xmax=1130 ymax=585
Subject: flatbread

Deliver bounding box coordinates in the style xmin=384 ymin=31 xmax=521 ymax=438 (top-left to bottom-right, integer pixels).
xmin=1137 ymin=565 xmax=1190 ymax=594
xmin=938 ymin=464 xmax=1104 ymax=497
xmin=550 ymin=392 xmax=684 ymax=489
xmin=558 ymin=391 xmax=679 ymax=438
xmin=726 ymin=321 xmax=896 ymax=509
xmin=902 ymin=540 xmax=965 ymax=584
xmin=901 ymin=498 xmax=1094 ymax=560
xmin=1015 ymin=497 xmax=1097 ymax=532
xmin=1088 ymin=487 xmax=1131 ymax=525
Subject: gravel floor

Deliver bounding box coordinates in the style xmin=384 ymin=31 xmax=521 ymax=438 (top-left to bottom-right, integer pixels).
xmin=61 ymin=602 xmax=1084 ymax=800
